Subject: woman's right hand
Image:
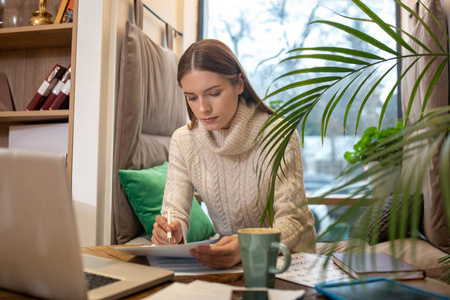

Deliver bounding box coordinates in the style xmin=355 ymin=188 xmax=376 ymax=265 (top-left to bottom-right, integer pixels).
xmin=151 ymin=215 xmax=183 ymax=245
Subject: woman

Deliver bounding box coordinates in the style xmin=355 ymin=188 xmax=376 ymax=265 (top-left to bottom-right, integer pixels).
xmin=152 ymin=39 xmax=316 ymax=268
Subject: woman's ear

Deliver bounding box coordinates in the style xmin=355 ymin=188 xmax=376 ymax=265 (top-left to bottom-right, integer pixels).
xmin=237 ymin=73 xmax=244 ymax=95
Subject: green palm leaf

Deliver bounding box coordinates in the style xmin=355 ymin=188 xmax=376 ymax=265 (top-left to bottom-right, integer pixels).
xmin=272 ymin=66 xmax=356 ymax=82
xmin=288 ymin=47 xmax=384 ymax=60
xmin=328 ymin=11 xmax=432 ymax=53
xmin=257 ymin=0 xmax=450 ymax=279
xmin=421 ymin=57 xmax=450 ymax=117
xmin=404 ymin=56 xmax=437 ymax=125
xmin=353 ymin=0 xmax=416 ymax=54
xmin=355 ymin=63 xmax=398 ymax=133
xmin=394 ymin=0 xmax=447 ymax=52
xmin=325 ymin=74 xmax=361 ymax=137
xmin=311 ymin=20 xmax=399 ymax=56
xmin=343 ymin=68 xmax=377 ymax=133
xmin=320 ymin=92 xmax=337 ymax=139
xmin=264 ymin=76 xmax=341 ymax=99
xmin=281 ymin=53 xmax=370 ymax=65
xmin=378 ymin=57 xmax=420 ymax=129
xmin=440 ymin=135 xmax=450 ymax=226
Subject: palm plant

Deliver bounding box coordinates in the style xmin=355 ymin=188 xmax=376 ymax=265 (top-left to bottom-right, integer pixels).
xmin=257 ymin=0 xmax=450 ymax=281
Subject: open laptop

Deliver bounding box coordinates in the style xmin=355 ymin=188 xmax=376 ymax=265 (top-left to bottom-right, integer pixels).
xmin=0 ymin=149 xmax=174 ymax=300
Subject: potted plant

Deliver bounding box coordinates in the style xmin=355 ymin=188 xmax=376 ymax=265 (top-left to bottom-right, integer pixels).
xmin=344 ymin=121 xmax=404 ymax=197
xmin=343 ymin=121 xmax=404 ymax=165
xmin=256 ymin=0 xmax=450 ymax=282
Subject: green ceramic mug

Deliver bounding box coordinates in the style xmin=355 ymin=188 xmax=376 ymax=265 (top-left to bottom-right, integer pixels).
xmin=238 ymin=228 xmax=291 ymax=288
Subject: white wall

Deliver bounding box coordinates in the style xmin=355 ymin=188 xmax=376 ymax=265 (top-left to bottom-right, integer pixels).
xmin=72 ymin=0 xmax=198 ymax=247
xmin=140 ymin=0 xmax=198 ymax=56
xmin=72 ymin=0 xmax=105 ymax=247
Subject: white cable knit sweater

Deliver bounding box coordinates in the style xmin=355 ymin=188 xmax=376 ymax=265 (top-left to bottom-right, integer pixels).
xmin=161 ymin=99 xmax=316 ymax=251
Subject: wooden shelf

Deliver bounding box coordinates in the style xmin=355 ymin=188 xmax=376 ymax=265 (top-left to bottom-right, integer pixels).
xmin=0 ymin=110 xmax=69 ymax=123
xmin=0 ymin=23 xmax=73 ymax=51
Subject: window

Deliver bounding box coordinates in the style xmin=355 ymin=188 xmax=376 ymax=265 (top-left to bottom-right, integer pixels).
xmin=203 ymin=0 xmax=399 ymax=194
xmin=203 ymin=1 xmax=399 ymax=239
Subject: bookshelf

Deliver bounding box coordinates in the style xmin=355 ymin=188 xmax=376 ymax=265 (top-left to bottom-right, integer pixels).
xmin=0 ymin=0 xmax=77 ymax=185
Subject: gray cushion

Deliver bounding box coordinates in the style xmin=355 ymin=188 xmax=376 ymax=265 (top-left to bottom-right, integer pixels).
xmin=112 ymin=20 xmax=186 ymax=244
xmin=400 ymin=0 xmax=449 ymax=254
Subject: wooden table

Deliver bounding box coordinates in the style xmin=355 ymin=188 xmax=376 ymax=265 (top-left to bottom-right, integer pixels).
xmin=1 ymin=245 xmax=449 ymax=299
xmin=83 ymin=245 xmax=450 ymax=299
xmin=82 ymin=245 xmax=326 ymax=299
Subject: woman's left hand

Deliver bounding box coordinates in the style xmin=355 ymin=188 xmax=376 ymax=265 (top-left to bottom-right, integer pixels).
xmin=190 ymin=235 xmax=241 ymax=269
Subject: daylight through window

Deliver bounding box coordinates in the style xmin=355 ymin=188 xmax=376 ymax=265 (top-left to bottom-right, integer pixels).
xmin=203 ymin=0 xmax=399 ymax=197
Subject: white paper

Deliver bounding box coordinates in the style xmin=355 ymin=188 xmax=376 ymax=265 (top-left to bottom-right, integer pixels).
xmin=143 ymin=280 xmax=305 ymax=300
xmin=147 ymin=256 xmax=243 ymax=275
xmin=113 ymin=240 xmax=211 ymax=257
xmin=276 ymin=253 xmax=350 ymax=287
xmin=268 ymin=289 xmax=305 ymax=300
xmin=189 ymin=281 xmax=305 ymax=300
xmin=143 ymin=281 xmax=231 ymax=300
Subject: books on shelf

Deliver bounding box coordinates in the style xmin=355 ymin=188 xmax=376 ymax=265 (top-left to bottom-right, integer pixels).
xmin=26 ymin=65 xmax=67 ymax=111
xmin=61 ymin=0 xmax=74 ymax=23
xmin=54 ymin=0 xmax=69 ymax=24
xmin=40 ymin=66 xmax=71 ymax=110
xmin=49 ymin=78 xmax=71 ymax=110
xmin=332 ymin=252 xmax=426 ymax=280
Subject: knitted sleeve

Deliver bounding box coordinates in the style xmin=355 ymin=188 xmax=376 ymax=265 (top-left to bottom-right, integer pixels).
xmin=160 ymin=128 xmax=194 ymax=243
xmin=272 ymin=130 xmax=317 ymax=252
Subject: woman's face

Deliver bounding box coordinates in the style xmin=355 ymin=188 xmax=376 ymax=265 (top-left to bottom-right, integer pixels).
xmin=180 ymin=69 xmax=244 ymax=131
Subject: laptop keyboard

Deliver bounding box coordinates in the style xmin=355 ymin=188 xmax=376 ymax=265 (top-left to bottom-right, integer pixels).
xmin=84 ymin=272 xmax=121 ymax=290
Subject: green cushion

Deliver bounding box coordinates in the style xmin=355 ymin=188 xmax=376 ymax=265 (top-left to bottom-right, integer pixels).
xmin=118 ymin=162 xmax=216 ymax=243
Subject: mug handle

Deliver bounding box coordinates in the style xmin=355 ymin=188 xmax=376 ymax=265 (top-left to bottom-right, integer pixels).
xmin=268 ymin=241 xmax=291 ymax=274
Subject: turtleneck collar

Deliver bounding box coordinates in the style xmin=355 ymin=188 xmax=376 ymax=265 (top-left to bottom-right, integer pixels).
xmin=192 ymin=98 xmax=269 ymax=156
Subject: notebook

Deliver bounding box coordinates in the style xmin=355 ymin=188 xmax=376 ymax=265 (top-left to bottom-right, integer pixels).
xmin=332 ymin=252 xmax=426 ymax=280
xmin=0 ymin=149 xmax=174 ymax=300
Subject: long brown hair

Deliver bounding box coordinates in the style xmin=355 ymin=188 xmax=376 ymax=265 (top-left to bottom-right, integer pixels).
xmin=178 ymin=39 xmax=273 ymax=130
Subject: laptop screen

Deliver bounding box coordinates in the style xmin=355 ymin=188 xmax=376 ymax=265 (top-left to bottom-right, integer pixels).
xmin=0 ymin=149 xmax=88 ymax=299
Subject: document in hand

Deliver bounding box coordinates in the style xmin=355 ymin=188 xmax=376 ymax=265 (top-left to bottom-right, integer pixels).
xmin=115 ymin=241 xmax=243 ymax=276
xmin=114 ymin=240 xmax=211 ymax=257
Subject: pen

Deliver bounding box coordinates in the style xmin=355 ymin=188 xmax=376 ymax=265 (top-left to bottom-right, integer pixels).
xmin=167 ymin=209 xmax=172 ymax=244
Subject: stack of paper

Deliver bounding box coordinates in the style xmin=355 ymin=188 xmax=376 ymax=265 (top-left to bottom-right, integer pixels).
xmin=144 ymin=280 xmax=305 ymax=300
xmin=147 ymin=256 xmax=243 ymax=275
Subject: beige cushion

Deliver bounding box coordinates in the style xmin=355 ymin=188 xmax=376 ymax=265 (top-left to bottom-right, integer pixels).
xmin=112 ymin=20 xmax=186 ymax=244
xmin=317 ymin=239 xmax=448 ymax=279
xmin=400 ymin=0 xmax=449 ymax=254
